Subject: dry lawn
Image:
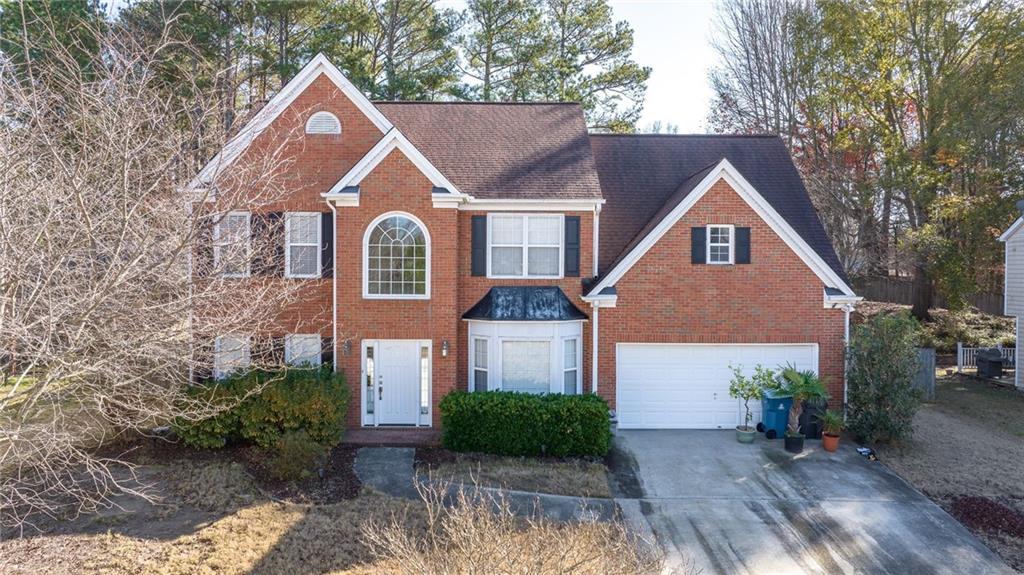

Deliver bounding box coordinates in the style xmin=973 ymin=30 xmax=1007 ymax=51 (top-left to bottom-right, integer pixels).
xmin=417 ymin=450 xmax=612 ymax=498
xmin=1 ymin=448 xmax=656 ymax=575
xmin=875 ymin=375 xmax=1024 ymax=571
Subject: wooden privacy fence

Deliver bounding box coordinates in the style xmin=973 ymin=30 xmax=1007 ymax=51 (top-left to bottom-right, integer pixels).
xmin=914 ymin=348 xmax=936 ymax=400
xmin=956 ymin=343 xmax=1016 ymax=372
xmin=854 ymin=277 xmax=1005 ymax=315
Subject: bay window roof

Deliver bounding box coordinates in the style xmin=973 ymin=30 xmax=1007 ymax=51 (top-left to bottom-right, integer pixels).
xmin=462 ymin=287 xmax=587 ymax=322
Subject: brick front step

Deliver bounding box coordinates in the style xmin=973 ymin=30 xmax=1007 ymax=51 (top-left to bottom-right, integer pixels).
xmin=343 ymin=427 xmax=442 ymax=447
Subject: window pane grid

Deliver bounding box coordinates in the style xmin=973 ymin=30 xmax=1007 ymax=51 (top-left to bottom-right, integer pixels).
xmin=287 ymin=213 xmax=320 ymax=278
xmin=563 ymin=338 xmax=578 ymax=395
xmin=214 ymin=213 xmax=250 ymax=277
xmin=707 ymin=225 xmax=732 ymax=264
xmin=489 ymin=215 xmax=561 ymax=277
xmin=367 ymin=215 xmax=427 ymax=296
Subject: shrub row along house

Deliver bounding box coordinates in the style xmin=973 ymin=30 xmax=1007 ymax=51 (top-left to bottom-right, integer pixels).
xmin=192 ymin=54 xmax=858 ymax=434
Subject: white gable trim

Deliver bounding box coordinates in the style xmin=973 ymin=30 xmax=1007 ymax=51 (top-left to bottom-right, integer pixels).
xmin=587 ymin=159 xmax=855 ymax=297
xmin=189 ymin=53 xmax=392 ymax=191
xmin=999 ymin=216 xmax=1023 ymax=242
xmin=324 ymin=128 xmax=468 ymax=203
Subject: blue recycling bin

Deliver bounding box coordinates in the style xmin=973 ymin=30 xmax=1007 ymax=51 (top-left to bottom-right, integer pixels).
xmin=761 ymin=390 xmax=792 ymax=439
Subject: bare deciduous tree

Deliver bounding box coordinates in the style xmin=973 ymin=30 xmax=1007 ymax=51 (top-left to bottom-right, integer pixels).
xmin=0 ymin=10 xmax=309 ymax=532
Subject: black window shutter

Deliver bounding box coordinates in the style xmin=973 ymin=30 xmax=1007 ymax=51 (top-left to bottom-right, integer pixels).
xmin=252 ymin=212 xmax=283 ymax=276
xmin=471 ymin=215 xmax=487 ymax=276
xmin=192 ymin=337 xmax=214 ymax=383
xmin=321 ymin=336 xmax=334 ymax=369
xmin=321 ymin=212 xmax=334 ymax=278
xmin=691 ymin=227 xmax=707 ymax=264
xmin=735 ymin=227 xmax=751 ymax=264
xmin=271 ymin=336 xmax=286 ymax=365
xmin=196 ymin=218 xmax=215 ymax=277
xmin=564 ymin=216 xmax=581 ymax=277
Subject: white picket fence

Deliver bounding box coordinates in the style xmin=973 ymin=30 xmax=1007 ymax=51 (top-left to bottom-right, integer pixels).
xmin=956 ymin=343 xmax=1016 ymax=372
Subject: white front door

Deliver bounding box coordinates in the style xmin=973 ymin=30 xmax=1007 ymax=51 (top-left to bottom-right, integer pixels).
xmin=616 ymin=343 xmax=818 ymax=429
xmin=371 ymin=340 xmax=426 ymax=425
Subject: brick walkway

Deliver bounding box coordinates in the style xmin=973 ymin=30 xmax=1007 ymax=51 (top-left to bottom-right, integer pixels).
xmin=343 ymin=427 xmax=441 ymax=447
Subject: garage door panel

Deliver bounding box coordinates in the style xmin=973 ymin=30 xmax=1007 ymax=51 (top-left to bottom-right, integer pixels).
xmin=616 ymin=344 xmax=818 ymax=430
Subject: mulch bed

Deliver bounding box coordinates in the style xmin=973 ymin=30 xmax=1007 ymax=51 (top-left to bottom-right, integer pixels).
xmin=96 ymin=434 xmax=362 ymax=505
xmin=950 ymin=496 xmax=1024 ymax=539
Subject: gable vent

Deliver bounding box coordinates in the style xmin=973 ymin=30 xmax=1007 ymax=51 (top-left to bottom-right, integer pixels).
xmin=305 ymin=111 xmax=341 ymax=135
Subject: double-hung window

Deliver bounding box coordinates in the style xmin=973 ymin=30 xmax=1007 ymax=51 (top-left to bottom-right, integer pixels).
xmin=563 ymin=338 xmax=579 ymax=394
xmin=488 ymin=214 xmax=562 ymax=278
xmin=214 ymin=334 xmax=250 ymax=379
xmin=286 ymin=212 xmax=321 ymax=278
xmin=472 ymin=338 xmax=488 ymax=392
xmin=707 ymin=224 xmax=734 ymax=264
xmin=285 ymin=334 xmax=321 ymax=366
xmin=214 ymin=212 xmax=251 ymax=277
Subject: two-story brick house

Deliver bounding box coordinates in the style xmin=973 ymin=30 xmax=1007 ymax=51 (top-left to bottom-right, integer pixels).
xmin=194 ymin=54 xmax=859 ymax=434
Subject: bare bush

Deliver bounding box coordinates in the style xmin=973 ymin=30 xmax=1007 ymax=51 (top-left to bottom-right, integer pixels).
xmin=364 ymin=481 xmax=667 ymax=575
xmin=0 ymin=8 xmax=311 ymax=531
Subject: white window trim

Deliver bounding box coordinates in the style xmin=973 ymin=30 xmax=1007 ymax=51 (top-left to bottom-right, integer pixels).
xmin=214 ymin=334 xmax=250 ymax=379
xmin=214 ymin=211 xmax=251 ymax=278
xmin=707 ymin=224 xmax=734 ymax=265
xmin=362 ymin=211 xmax=431 ymax=300
xmin=467 ymin=320 xmax=583 ymax=395
xmin=486 ymin=213 xmax=565 ymax=279
xmin=285 ymin=212 xmax=322 ymax=279
xmin=471 ymin=337 xmax=488 ymax=392
xmin=284 ymin=333 xmax=322 ymax=366
xmin=305 ymin=111 xmax=341 ymax=135
xmin=562 ymin=336 xmax=581 ymax=394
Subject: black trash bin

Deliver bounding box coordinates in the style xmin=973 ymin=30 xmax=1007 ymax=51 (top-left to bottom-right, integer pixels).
xmin=799 ymin=399 xmax=827 ymax=439
xmin=977 ymin=348 xmax=1004 ymax=378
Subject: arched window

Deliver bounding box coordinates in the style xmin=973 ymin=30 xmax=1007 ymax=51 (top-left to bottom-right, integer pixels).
xmin=364 ymin=213 xmax=429 ymax=298
xmin=305 ymin=111 xmax=341 ymax=135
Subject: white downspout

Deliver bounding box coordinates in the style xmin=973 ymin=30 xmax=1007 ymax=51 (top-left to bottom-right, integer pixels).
xmin=328 ymin=201 xmax=339 ymax=372
xmin=592 ymin=204 xmax=601 ymax=277
xmin=842 ymin=303 xmax=853 ymax=411
xmin=591 ymin=303 xmax=599 ymax=394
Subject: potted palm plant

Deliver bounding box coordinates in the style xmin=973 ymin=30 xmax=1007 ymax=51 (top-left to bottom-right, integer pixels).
xmin=729 ymin=366 xmax=764 ymax=443
xmin=779 ymin=366 xmax=829 ymax=454
xmin=819 ymin=410 xmax=844 ymax=452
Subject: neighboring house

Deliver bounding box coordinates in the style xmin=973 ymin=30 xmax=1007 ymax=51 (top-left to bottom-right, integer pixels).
xmin=192 ymin=54 xmax=859 ymax=433
xmin=1000 ymin=202 xmax=1024 ymax=390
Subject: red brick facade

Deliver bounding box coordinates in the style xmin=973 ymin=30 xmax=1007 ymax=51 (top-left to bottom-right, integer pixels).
xmin=220 ymin=67 xmax=847 ymax=430
xmin=595 ymin=179 xmax=846 ymax=407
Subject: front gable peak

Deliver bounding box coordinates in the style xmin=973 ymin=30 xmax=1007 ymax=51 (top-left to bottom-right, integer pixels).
xmin=190 ymin=53 xmax=392 ymax=190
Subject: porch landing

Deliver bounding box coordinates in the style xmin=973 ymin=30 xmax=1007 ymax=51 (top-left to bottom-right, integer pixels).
xmin=343 ymin=427 xmax=441 ymax=447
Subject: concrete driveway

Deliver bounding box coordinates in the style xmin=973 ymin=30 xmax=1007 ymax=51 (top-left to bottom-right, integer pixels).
xmin=612 ymin=430 xmax=1012 ymax=575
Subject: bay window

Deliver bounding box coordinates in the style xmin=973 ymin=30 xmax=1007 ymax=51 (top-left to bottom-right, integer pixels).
xmin=467 ymin=321 xmax=582 ymax=395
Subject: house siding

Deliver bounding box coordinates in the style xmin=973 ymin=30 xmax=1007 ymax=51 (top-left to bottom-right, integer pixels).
xmin=595 ymin=178 xmax=846 ymax=410
xmin=1005 ymin=228 xmax=1024 ymax=316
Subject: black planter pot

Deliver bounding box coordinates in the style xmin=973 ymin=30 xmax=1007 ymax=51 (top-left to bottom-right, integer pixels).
xmin=799 ymin=399 xmax=828 ymax=439
xmin=784 ymin=434 xmax=805 ymax=453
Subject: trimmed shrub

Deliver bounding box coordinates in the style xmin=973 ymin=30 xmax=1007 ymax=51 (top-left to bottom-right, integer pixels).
xmin=846 ymin=312 xmax=922 ymax=444
xmin=174 ymin=366 xmax=348 ymax=449
xmin=268 ymin=430 xmax=327 ymax=481
xmin=439 ymin=391 xmax=611 ymax=457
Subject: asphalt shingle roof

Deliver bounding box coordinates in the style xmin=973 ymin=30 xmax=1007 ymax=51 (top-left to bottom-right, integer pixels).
xmin=589 ymin=134 xmax=847 ymax=283
xmin=375 ymin=102 xmax=603 ymax=200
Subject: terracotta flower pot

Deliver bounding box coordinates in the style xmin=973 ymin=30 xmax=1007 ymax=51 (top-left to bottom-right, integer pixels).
xmin=822 ymin=433 xmax=840 ymax=452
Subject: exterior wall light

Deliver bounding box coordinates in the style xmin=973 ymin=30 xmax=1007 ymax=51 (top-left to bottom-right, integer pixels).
xmin=441 ymin=340 xmax=449 ymax=357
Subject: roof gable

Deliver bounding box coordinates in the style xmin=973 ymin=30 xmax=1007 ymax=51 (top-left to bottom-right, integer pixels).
xmin=1000 ymin=216 xmax=1024 ymax=242
xmin=190 ymin=53 xmax=391 ymax=190
xmin=324 ymin=128 xmax=466 ymax=203
xmin=590 ymin=134 xmax=845 ymax=282
xmin=584 ymin=159 xmax=855 ymax=298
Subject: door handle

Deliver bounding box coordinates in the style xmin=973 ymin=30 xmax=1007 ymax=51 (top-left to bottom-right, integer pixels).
xmin=378 ymin=383 xmax=383 ymax=401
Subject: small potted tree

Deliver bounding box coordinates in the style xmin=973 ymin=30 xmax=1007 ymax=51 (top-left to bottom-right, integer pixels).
xmin=779 ymin=366 xmax=829 ymax=454
xmin=819 ymin=410 xmax=844 ymax=452
xmin=729 ymin=366 xmax=764 ymax=444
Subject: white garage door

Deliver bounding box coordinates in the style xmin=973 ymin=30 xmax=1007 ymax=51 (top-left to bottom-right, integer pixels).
xmin=616 ymin=343 xmax=819 ymax=429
